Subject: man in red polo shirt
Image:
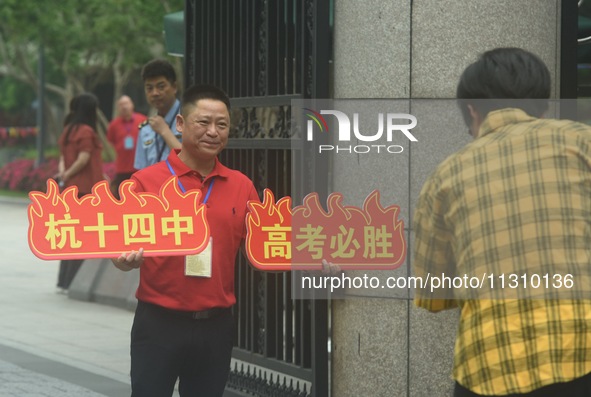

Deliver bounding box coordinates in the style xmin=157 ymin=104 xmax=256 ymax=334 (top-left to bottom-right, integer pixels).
xmin=112 ymin=84 xmax=259 ymax=397
xmin=106 ymin=95 xmax=146 ymax=198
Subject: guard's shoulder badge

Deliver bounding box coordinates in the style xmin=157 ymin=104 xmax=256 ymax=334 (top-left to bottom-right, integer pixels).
xmin=138 ymin=120 xmax=149 ymax=129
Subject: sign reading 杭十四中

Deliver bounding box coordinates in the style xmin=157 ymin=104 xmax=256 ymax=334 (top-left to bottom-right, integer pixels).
xmin=27 ymin=177 xmax=210 ymax=260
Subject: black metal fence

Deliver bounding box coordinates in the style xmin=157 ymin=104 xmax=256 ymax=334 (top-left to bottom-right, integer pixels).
xmin=184 ymin=0 xmax=332 ymax=396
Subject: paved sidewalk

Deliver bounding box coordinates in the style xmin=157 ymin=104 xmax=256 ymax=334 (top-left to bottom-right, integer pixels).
xmin=0 ymin=348 xmax=118 ymax=397
xmin=0 ymin=197 xmax=133 ymax=396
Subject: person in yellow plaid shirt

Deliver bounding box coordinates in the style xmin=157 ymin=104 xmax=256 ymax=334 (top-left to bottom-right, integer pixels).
xmin=413 ymin=47 xmax=591 ymax=396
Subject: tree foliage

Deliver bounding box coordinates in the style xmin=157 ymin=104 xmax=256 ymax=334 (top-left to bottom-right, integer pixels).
xmin=0 ymin=0 xmax=183 ymax=148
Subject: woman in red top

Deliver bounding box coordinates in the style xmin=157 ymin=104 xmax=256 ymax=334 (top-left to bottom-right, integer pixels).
xmin=55 ymin=93 xmax=104 ymax=292
xmin=57 ymin=93 xmax=104 ymax=194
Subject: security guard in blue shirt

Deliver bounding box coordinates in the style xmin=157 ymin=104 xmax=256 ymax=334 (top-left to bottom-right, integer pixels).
xmin=134 ymin=59 xmax=182 ymax=170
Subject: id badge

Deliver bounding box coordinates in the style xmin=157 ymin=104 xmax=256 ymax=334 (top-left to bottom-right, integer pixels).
xmin=124 ymin=135 xmax=134 ymax=150
xmin=185 ymin=237 xmax=212 ymax=277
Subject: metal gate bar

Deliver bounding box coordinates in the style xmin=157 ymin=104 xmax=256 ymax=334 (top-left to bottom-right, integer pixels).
xmin=185 ymin=1 xmax=331 ymax=395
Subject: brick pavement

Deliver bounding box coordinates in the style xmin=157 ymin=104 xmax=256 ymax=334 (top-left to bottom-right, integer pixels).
xmin=0 ymin=197 xmax=132 ymax=396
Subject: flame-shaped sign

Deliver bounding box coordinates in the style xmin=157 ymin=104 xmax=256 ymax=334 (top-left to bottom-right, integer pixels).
xmin=28 ymin=177 xmax=209 ymax=260
xmin=246 ymin=189 xmax=293 ymax=270
xmin=246 ymin=189 xmax=406 ymax=271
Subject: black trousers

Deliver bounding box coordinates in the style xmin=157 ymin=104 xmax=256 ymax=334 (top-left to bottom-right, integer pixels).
xmin=130 ymin=301 xmax=234 ymax=397
xmin=57 ymin=259 xmax=84 ymax=289
xmin=110 ymin=172 xmax=134 ymax=200
xmin=454 ymin=371 xmax=591 ymax=397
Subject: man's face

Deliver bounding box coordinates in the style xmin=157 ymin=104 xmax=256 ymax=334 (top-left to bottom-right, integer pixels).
xmin=117 ymin=97 xmax=133 ymax=120
xmin=144 ymin=76 xmax=177 ymax=115
xmin=177 ymin=99 xmax=230 ymax=160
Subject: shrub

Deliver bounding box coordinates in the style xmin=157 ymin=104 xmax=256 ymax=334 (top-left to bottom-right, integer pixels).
xmin=0 ymin=157 xmax=116 ymax=193
xmin=0 ymin=158 xmax=40 ymax=191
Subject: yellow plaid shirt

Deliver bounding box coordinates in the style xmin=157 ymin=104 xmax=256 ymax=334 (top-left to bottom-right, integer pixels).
xmin=413 ymin=108 xmax=591 ymax=395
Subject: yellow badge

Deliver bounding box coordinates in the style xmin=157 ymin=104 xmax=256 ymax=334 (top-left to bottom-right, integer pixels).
xmin=185 ymin=237 xmax=212 ymax=277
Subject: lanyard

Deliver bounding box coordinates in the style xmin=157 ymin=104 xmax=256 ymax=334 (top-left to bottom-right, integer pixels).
xmin=123 ymin=118 xmax=133 ymax=134
xmin=166 ymin=160 xmax=215 ymax=204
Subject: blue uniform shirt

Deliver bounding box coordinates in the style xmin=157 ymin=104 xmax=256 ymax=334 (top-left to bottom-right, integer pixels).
xmin=134 ymin=99 xmax=182 ymax=169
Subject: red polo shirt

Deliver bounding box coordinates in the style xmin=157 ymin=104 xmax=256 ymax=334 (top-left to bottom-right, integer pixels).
xmin=131 ymin=149 xmax=259 ymax=311
xmin=106 ymin=112 xmax=147 ymax=174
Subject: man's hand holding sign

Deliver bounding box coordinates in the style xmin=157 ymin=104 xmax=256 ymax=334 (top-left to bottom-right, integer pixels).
xmin=113 ymin=247 xmax=144 ymax=272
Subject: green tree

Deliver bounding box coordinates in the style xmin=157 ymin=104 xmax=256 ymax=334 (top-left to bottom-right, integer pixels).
xmin=0 ymin=0 xmax=183 ymax=153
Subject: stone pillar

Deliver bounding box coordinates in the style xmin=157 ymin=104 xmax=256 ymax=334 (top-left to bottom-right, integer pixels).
xmin=330 ymin=1 xmax=560 ymax=396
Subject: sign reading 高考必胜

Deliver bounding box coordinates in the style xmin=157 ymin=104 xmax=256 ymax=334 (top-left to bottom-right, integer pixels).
xmin=245 ymin=189 xmax=407 ymax=271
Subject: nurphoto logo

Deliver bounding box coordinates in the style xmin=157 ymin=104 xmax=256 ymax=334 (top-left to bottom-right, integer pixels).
xmin=304 ymin=107 xmax=418 ymax=154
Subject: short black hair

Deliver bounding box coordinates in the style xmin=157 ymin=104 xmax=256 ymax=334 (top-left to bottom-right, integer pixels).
xmin=181 ymin=84 xmax=231 ymax=116
xmin=141 ymin=59 xmax=177 ymax=84
xmin=456 ymin=47 xmax=551 ymax=126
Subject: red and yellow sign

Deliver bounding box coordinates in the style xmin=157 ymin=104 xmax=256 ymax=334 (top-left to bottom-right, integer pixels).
xmin=246 ymin=189 xmax=293 ymax=270
xmin=28 ymin=177 xmax=405 ymax=270
xmin=28 ymin=177 xmax=209 ymax=260
xmin=246 ymin=189 xmax=406 ymax=271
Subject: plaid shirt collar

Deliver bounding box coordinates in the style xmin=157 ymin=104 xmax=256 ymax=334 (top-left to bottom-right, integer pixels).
xmin=477 ymin=108 xmax=536 ymax=139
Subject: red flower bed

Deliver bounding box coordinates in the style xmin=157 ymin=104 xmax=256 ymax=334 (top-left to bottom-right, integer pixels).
xmin=0 ymin=158 xmax=116 ymax=193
